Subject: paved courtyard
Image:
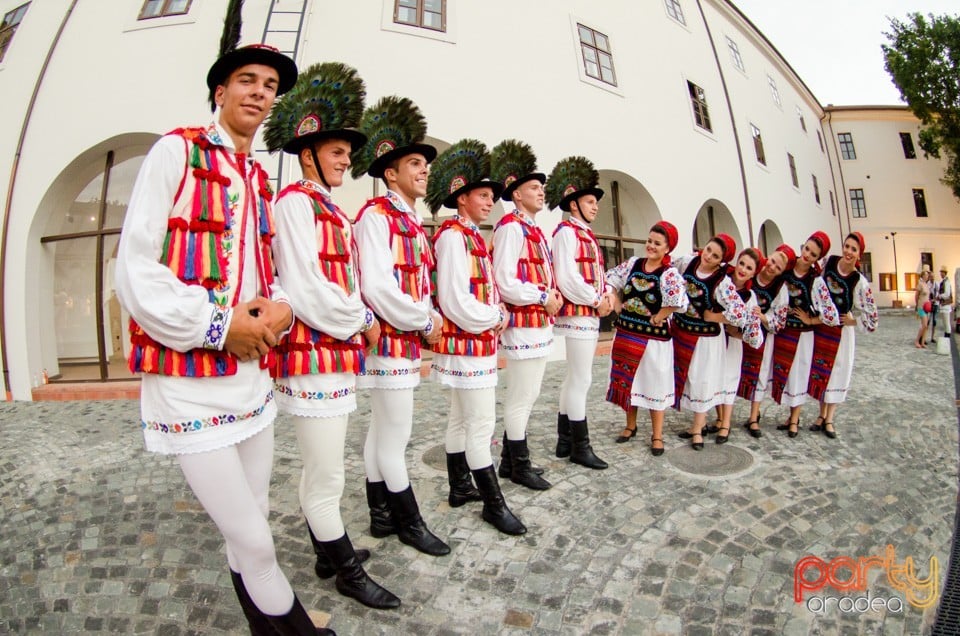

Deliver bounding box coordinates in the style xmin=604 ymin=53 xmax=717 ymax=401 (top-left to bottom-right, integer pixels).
xmin=0 ymin=313 xmax=956 ymax=634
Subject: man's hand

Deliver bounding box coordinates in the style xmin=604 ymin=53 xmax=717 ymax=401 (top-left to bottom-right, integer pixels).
xmin=224 ymin=300 xmax=277 ymax=361
xmin=544 ymin=289 xmax=564 ymax=316
xmin=362 ymin=317 xmax=381 ymax=348
xmin=423 ymin=310 xmax=443 ymax=345
xmin=251 ymin=297 xmax=293 ymax=340
xmin=495 ymin=303 xmax=510 ymax=335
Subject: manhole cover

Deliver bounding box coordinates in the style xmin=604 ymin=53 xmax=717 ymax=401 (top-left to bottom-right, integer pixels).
xmin=666 ymin=444 xmax=755 ymax=477
xmin=422 ymin=444 xmax=448 ymax=472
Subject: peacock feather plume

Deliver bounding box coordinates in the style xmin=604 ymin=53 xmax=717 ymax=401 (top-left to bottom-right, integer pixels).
xmin=263 ymin=61 xmax=366 ymax=154
xmin=545 ymin=156 xmax=600 ymax=211
xmin=490 ymin=139 xmax=543 ymax=201
xmin=351 ymin=96 xmax=429 ymax=179
xmin=425 ymin=139 xmax=491 ymax=213
xmin=209 ymin=0 xmax=245 ymax=111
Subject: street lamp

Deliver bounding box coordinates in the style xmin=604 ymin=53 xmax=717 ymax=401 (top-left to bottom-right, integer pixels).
xmin=885 ymin=232 xmax=899 ymax=306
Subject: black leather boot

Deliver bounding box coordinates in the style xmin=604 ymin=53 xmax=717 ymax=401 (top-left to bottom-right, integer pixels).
xmin=386 ymin=485 xmax=451 ymax=556
xmin=229 ymin=570 xmax=275 ymax=636
xmin=318 ymin=533 xmax=400 ymax=609
xmin=471 ymin=465 xmax=527 ymax=535
xmin=499 ymin=431 xmax=543 ymax=477
xmin=555 ymin=413 xmax=571 ymax=458
xmin=266 ymin=594 xmax=335 ymax=635
xmin=569 ymin=418 xmax=608 ymax=470
xmin=446 ymin=452 xmax=481 ymax=507
xmin=307 ymin=521 xmax=369 ymax=579
xmin=508 ymin=438 xmax=552 ymax=490
xmin=365 ymin=480 xmax=396 ymax=538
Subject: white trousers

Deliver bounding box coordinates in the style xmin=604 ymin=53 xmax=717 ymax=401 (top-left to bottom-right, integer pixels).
xmin=363 ymin=388 xmax=413 ymax=492
xmin=177 ymin=425 xmax=294 ymax=616
xmin=503 ymin=356 xmax=548 ymax=440
xmin=559 ymin=336 xmax=598 ymax=421
xmin=293 ymin=414 xmax=348 ymax=542
xmin=444 ymin=386 xmax=497 ymax=469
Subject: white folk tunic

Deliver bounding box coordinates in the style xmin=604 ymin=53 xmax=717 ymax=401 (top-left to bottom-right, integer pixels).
xmin=116 ymin=123 xmax=284 ymax=455
xmin=552 ymin=216 xmax=607 ymax=340
xmin=822 ymin=272 xmax=878 ymax=404
xmin=492 ymin=209 xmax=554 ymax=359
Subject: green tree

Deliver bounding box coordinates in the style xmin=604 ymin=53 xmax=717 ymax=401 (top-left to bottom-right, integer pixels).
xmin=883 ymin=12 xmax=960 ymax=199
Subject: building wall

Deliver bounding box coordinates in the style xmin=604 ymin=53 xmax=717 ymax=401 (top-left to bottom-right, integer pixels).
xmin=0 ymin=0 xmax=957 ymax=398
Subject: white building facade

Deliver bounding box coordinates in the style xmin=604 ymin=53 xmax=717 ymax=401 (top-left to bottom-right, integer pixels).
xmin=0 ymin=0 xmax=956 ymax=399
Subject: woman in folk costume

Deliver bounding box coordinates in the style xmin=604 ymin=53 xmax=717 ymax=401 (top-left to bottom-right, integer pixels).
xmin=490 ymin=140 xmax=560 ymax=491
xmin=263 ymin=63 xmax=399 ymax=609
xmin=425 ymin=140 xmax=526 ymax=536
xmin=672 ymin=234 xmax=754 ymax=450
xmin=547 ymin=157 xmax=617 ymax=470
xmin=714 ymin=248 xmax=765 ymax=443
xmin=806 ymin=232 xmax=878 ymax=438
xmin=350 ymin=97 xmax=450 ymax=557
xmin=738 ymin=244 xmax=794 ymax=437
xmin=116 ymin=1 xmax=333 ymax=632
xmin=604 ymin=221 xmax=688 ymax=456
xmin=769 ymin=231 xmax=841 ymax=437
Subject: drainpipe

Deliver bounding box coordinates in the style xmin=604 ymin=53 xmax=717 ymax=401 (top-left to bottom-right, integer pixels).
xmin=0 ymin=0 xmax=80 ymax=399
xmin=824 ymin=109 xmax=852 ymax=239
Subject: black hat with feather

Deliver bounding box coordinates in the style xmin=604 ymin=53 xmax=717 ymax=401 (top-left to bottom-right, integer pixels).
xmin=206 ymin=0 xmax=298 ymax=112
xmin=425 ymin=139 xmax=503 ymax=213
xmin=545 ymin=156 xmax=605 ymax=212
xmin=351 ymin=96 xmax=437 ymax=179
xmin=490 ymin=140 xmax=545 ymax=203
xmin=262 ymin=61 xmax=367 ymax=155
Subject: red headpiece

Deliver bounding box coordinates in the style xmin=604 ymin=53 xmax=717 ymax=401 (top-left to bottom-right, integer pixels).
xmin=849 ymin=231 xmax=865 ymax=253
xmin=711 ymin=233 xmax=737 ymax=263
xmin=774 ymin=243 xmax=797 ymax=270
xmin=651 ymin=221 xmax=679 ymax=252
xmin=808 ymin=231 xmax=831 ymax=256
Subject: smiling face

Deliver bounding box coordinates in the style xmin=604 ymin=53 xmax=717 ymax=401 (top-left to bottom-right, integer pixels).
xmin=700 ymin=240 xmax=724 ymax=270
xmin=459 ymin=186 xmax=495 ymax=226
xmin=304 ymin=138 xmax=352 ymax=188
xmin=762 ymin=251 xmax=788 ymax=278
xmin=571 ymin=194 xmax=599 ymax=224
xmin=646 ymin=229 xmax=670 ymax=262
xmin=513 ymin=179 xmax=545 ymax=215
xmin=215 ymin=63 xmax=279 ymax=140
xmin=734 ymin=252 xmax=759 ymax=284
xmin=385 ymin=152 xmax=430 ymax=203
xmin=800 ymin=239 xmax=823 ymax=266
xmin=841 ymin=237 xmax=860 ymax=265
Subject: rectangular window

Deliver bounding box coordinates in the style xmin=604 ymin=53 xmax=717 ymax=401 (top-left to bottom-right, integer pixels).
xmin=905 ymin=272 xmax=919 ymax=293
xmin=768 ymin=75 xmax=782 ymax=107
xmin=812 ymin=174 xmax=820 ymax=204
xmin=796 ymin=106 xmax=806 ymax=132
xmin=850 ymin=188 xmax=866 ymax=218
xmin=138 ymin=0 xmax=191 ymax=20
xmin=913 ymin=188 xmax=928 ymax=217
xmin=726 ymin=36 xmax=745 ymax=71
xmin=750 ymin=124 xmax=765 ymax=165
xmin=665 ymin=0 xmax=685 ymax=25
xmin=394 ymin=0 xmax=445 ymax=32
xmin=900 ymin=132 xmax=917 ymax=159
xmin=878 ymin=272 xmax=896 ymax=292
xmin=688 ymin=81 xmax=711 ymax=132
xmin=829 ymin=190 xmax=835 ymax=215
xmin=0 ymin=2 xmax=29 ymax=61
xmin=787 ymin=153 xmax=798 ymax=188
xmin=578 ymin=23 xmax=616 ymax=86
xmin=817 ymin=130 xmax=825 ymax=153
xmin=838 ymin=132 xmax=856 ymax=160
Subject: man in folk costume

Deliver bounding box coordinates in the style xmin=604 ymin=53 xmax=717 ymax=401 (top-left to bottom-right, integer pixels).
xmin=547 ymin=157 xmax=616 ymax=470
xmin=263 ymin=63 xmax=399 ymax=610
xmin=115 ymin=1 xmax=333 ymax=633
xmin=425 ymin=140 xmax=526 ymax=536
xmin=350 ymin=97 xmax=450 ymax=556
xmin=489 ymin=140 xmax=560 ymax=491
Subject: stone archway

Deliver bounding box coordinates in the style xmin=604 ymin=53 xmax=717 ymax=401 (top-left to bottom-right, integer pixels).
xmin=692 ymin=199 xmax=743 ymax=252
xmin=595 ymin=169 xmax=662 ymax=263
xmin=756 ymin=219 xmax=784 ymax=256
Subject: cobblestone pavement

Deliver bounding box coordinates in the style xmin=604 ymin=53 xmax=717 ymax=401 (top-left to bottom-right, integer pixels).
xmin=0 ymin=313 xmax=956 ymax=635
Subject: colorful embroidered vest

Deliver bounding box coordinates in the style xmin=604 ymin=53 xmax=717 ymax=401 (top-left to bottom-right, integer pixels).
xmin=128 ymin=126 xmax=276 ymax=377
xmin=674 ymin=256 xmax=725 ymax=336
xmin=553 ymin=219 xmax=603 ymax=318
xmin=272 ymin=182 xmax=364 ymax=378
xmin=431 ymin=219 xmax=498 ymax=357
xmin=616 ymin=258 xmax=671 ymax=341
xmin=752 ymin=274 xmax=785 ymax=332
xmin=783 ymin=267 xmax=819 ymax=331
xmin=494 ymin=212 xmax=553 ymax=329
xmin=355 ymin=195 xmax=435 ymax=359
xmin=822 ymin=255 xmax=857 ymax=315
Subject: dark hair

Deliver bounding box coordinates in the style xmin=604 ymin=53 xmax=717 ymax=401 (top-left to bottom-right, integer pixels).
xmin=650 ymin=225 xmax=670 ymax=243
xmin=740 ymin=247 xmax=762 ymax=269
xmin=843 ymin=233 xmax=861 ymax=251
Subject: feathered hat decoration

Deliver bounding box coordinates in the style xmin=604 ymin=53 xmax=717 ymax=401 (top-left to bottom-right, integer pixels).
xmin=351 ymin=96 xmax=437 ymax=179
xmin=545 ymin=156 xmax=605 ymax=211
xmin=490 ymin=140 xmax=546 ymax=203
xmin=425 ymin=139 xmax=503 ymax=213
xmin=205 ymin=0 xmax=298 ymax=112
xmin=263 ymin=61 xmax=367 ymax=154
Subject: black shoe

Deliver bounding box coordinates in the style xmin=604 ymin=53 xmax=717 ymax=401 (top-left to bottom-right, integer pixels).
xmin=508 ymin=437 xmax=552 ymax=490
xmin=555 ymin=413 xmax=571 ymax=458
xmin=568 ymin=418 xmax=608 ymax=469
xmin=691 ymin=433 xmax=704 ymax=451
xmin=823 ymin=421 xmax=837 ymax=439
xmin=787 ymin=420 xmax=799 ymax=438
xmin=229 ymin=570 xmax=276 ymax=636
xmin=446 ymin=452 xmax=481 ymax=508
xmin=650 ymin=437 xmax=664 ymax=456
xmin=499 ymin=432 xmax=542 ymax=477
xmin=365 ymin=480 xmax=396 ymax=539
xmin=678 ymin=431 xmax=695 ymax=439
xmin=386 ymin=485 xmax=451 ymax=556
xmin=472 ymin=465 xmax=527 ymax=535
xmin=616 ymin=425 xmax=637 ymax=443
xmin=266 ymin=594 xmax=336 ymax=635
xmin=715 ymin=426 xmax=730 ymax=444
xmin=703 ymin=419 xmax=721 ymax=435
xmin=809 ymin=416 xmax=824 ymax=432
xmin=307 ymin=522 xmax=370 ymax=579
xmin=318 ymin=533 xmax=400 ymax=610
xmin=744 ymin=420 xmax=762 ymax=438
